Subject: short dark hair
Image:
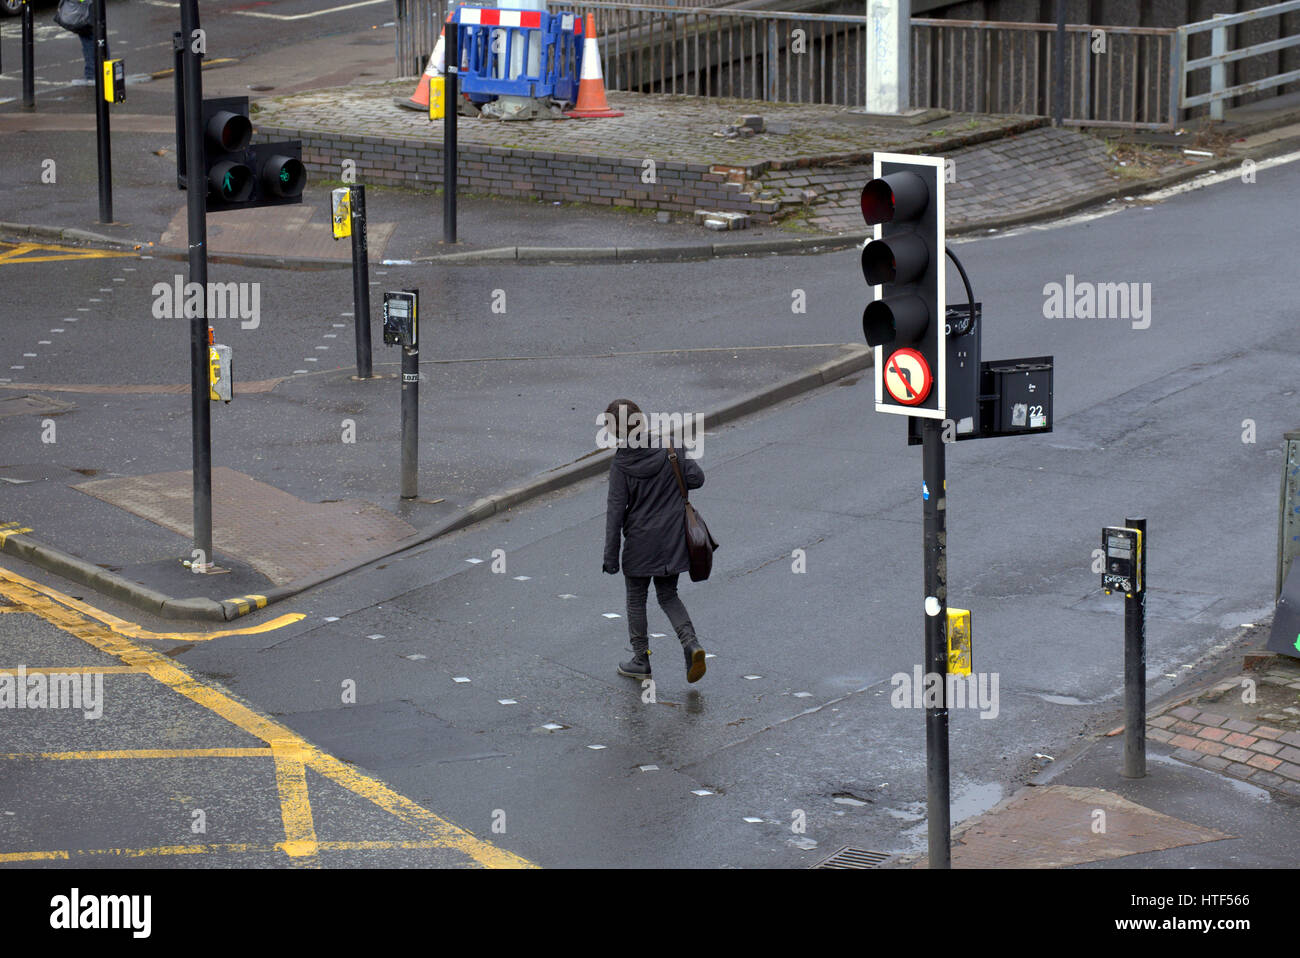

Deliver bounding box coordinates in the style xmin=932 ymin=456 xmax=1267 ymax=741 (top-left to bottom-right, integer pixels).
xmin=604 ymin=398 xmax=642 ymax=440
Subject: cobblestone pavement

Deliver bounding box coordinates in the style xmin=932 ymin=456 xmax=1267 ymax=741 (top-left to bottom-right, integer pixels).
xmin=1147 ymin=656 xmax=1300 ymax=798
xmin=768 ymin=127 xmax=1137 ymax=233
xmin=254 ymin=81 xmax=1023 ymax=168
xmin=254 ymin=81 xmax=1189 ymax=235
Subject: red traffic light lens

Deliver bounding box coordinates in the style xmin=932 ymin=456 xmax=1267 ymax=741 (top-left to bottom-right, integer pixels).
xmin=860 ymin=180 xmax=895 ymax=225
xmin=206 ymin=110 xmax=252 ymax=152
xmin=861 ymin=171 xmax=930 ymax=226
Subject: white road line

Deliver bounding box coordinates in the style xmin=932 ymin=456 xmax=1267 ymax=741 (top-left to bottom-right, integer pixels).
xmin=233 ymin=0 xmax=386 ymax=21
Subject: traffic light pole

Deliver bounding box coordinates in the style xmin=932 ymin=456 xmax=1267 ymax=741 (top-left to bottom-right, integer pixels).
xmin=21 ymin=1 xmax=34 ymax=111
xmin=921 ymin=416 xmax=952 ymax=869
xmin=350 ymin=185 xmax=374 ymax=379
xmin=443 ymin=22 xmax=458 ymax=244
xmin=1123 ymin=515 xmax=1147 ymax=779
xmin=180 ymin=0 xmax=213 ymax=571
xmin=93 ymin=0 xmax=112 ymax=223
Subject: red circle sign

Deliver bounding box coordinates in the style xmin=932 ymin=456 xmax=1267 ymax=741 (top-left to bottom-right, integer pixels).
xmin=883 ymin=348 xmax=933 ymax=405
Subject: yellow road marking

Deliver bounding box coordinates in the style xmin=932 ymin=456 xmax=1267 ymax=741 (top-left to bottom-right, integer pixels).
xmin=0 ymin=526 xmax=32 ymax=546
xmin=1 ymin=748 xmax=271 ymax=761
xmin=0 ymin=563 xmax=303 ymax=640
xmin=271 ymin=740 xmax=318 ymax=859
xmin=0 ymin=568 xmax=535 ymax=868
xmin=0 ymin=840 xmax=476 ymax=864
xmin=0 ymin=241 xmax=135 ymax=266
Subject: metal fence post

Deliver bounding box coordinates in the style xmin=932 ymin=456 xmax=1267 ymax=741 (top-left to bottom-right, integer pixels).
xmin=1169 ymin=29 xmax=1183 ymax=131
xmin=1210 ymin=13 xmax=1228 ymax=121
xmin=1053 ymin=0 xmax=1065 ymax=126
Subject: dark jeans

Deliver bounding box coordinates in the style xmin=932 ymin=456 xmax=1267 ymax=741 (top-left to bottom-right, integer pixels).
xmin=79 ymin=34 xmax=97 ymax=80
xmin=624 ymin=574 xmax=693 ymax=649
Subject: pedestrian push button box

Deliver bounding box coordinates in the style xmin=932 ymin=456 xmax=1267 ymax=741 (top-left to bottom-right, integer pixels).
xmin=382 ymin=290 xmax=418 ymax=348
xmin=103 ymin=58 xmax=126 ymax=104
xmin=330 ymin=187 xmax=352 ymax=240
xmin=1102 ymin=526 xmax=1142 ymax=596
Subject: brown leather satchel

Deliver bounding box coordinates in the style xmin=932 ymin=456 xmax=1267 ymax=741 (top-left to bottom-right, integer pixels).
xmin=666 ymin=441 xmax=719 ymax=582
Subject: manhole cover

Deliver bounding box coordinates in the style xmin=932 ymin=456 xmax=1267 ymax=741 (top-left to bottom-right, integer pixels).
xmin=812 ymin=847 xmax=891 ymax=869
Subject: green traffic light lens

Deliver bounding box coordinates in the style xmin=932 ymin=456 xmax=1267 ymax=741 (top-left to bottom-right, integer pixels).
xmin=209 ymin=161 xmax=253 ymax=203
xmin=262 ymin=155 xmax=306 ymax=198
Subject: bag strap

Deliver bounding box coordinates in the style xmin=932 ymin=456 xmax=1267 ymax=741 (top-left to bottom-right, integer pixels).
xmin=666 ymin=440 xmax=690 ymax=502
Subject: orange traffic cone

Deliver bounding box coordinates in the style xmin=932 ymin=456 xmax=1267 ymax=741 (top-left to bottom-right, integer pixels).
xmin=566 ymin=14 xmax=623 ymax=118
xmin=398 ymin=25 xmax=446 ymax=111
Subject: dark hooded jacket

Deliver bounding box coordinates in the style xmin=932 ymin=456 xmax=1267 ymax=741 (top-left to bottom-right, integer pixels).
xmin=604 ymin=445 xmax=704 ymax=577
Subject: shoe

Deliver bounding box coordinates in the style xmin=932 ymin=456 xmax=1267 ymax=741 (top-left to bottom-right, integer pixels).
xmin=681 ymin=635 xmax=706 ymax=683
xmin=617 ymin=647 xmax=651 ymax=679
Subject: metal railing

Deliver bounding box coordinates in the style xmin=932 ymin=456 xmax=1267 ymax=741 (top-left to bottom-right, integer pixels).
xmin=1179 ymin=0 xmax=1300 ymax=121
xmin=393 ymin=0 xmax=451 ymax=78
xmin=911 ymin=18 xmax=1179 ymax=130
xmin=393 ymin=3 xmax=1300 ymax=128
xmin=546 ymin=0 xmax=870 ymax=104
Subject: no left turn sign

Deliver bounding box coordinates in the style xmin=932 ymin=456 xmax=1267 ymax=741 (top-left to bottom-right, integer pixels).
xmin=883 ymin=347 xmax=932 ymax=405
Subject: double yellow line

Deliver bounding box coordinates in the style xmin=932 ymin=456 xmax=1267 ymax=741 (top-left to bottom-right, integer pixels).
xmin=0 ymin=565 xmax=535 ymax=868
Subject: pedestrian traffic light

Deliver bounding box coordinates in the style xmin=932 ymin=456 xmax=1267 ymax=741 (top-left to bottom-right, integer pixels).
xmin=179 ymin=96 xmax=307 ymax=212
xmin=859 ymin=153 xmax=945 ymax=418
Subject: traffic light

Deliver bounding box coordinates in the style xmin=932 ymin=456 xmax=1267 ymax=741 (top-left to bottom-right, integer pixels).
xmin=859 ymin=153 xmax=945 ymax=418
xmin=178 ymin=96 xmax=306 ymax=212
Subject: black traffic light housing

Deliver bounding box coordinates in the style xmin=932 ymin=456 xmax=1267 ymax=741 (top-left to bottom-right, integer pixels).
xmin=177 ymin=95 xmax=306 ymax=212
xmin=860 ymin=154 xmax=945 ymax=418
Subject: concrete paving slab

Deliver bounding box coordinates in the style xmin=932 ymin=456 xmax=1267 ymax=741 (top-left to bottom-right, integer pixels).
xmin=74 ymin=467 xmax=420 ymax=585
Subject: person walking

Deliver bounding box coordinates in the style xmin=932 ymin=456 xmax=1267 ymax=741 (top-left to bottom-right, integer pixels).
xmin=54 ymin=0 xmax=99 ymax=86
xmin=602 ymin=398 xmax=707 ymax=684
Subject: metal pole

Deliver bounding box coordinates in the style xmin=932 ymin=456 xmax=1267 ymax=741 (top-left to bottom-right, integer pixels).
xmin=443 ymin=19 xmax=458 ymax=244
xmin=400 ymin=345 xmax=419 ymax=499
xmin=350 ymin=185 xmax=373 ymax=379
xmin=1053 ymin=0 xmax=1065 ymax=127
xmin=921 ymin=417 xmax=951 ymax=869
xmin=173 ymin=32 xmax=186 ymax=189
xmin=21 ymin=1 xmax=34 ymax=111
xmin=1122 ymin=515 xmax=1147 ymax=779
xmin=93 ymin=0 xmax=112 ymax=223
xmin=180 ymin=0 xmax=213 ymax=570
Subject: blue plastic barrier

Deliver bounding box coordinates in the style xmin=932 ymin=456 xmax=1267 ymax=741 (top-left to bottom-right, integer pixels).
xmin=451 ymin=6 xmax=584 ymax=103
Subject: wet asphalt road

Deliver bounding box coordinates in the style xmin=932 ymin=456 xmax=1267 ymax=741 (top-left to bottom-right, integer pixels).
xmin=3 ymin=153 xmax=1298 ymax=865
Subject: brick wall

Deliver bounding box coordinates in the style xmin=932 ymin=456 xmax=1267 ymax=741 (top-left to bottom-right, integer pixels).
xmin=255 ymin=125 xmax=777 ymax=221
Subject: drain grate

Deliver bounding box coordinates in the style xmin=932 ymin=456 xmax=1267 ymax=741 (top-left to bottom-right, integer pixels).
xmin=812 ymin=846 xmax=892 ymax=869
